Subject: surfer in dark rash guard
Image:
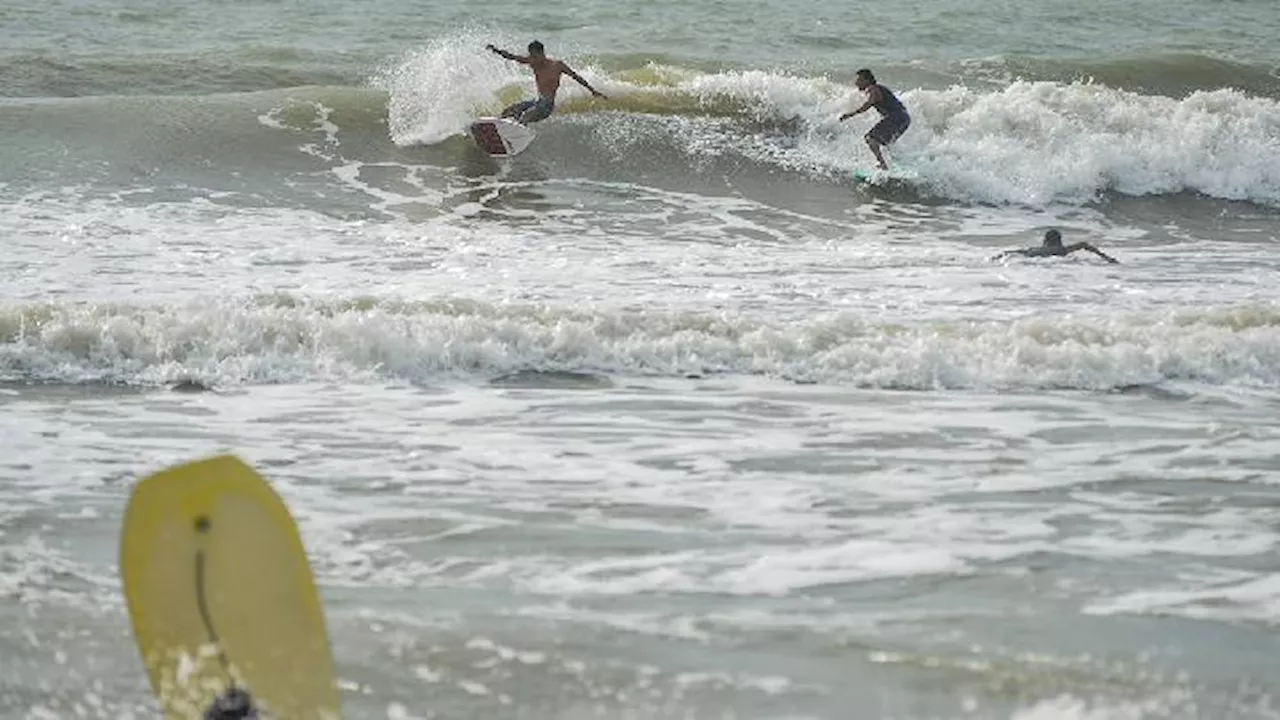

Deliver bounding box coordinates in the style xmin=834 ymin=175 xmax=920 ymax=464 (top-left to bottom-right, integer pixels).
xmin=991 ymin=229 xmax=1120 ymax=263
xmin=838 ymin=68 xmax=911 ymax=170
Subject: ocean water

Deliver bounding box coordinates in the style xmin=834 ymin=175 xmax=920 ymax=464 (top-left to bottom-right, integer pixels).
xmin=3 ymin=0 xmax=1280 ymax=718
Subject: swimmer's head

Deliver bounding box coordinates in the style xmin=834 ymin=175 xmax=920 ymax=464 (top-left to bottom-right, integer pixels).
xmin=855 ymin=69 xmax=876 ymax=89
xmin=528 ymin=40 xmax=545 ymax=56
xmin=1044 ymin=229 xmax=1063 ymax=247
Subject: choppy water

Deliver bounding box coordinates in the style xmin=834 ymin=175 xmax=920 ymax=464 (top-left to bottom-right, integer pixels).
xmin=3 ymin=0 xmax=1280 ymax=718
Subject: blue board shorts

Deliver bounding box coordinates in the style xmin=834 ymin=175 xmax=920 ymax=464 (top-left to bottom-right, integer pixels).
xmin=867 ymin=112 xmax=911 ymax=145
xmin=502 ymin=96 xmax=555 ymax=124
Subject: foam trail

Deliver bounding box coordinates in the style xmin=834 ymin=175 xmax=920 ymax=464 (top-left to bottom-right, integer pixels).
xmin=442 ymin=56 xmax=1280 ymax=208
xmin=674 ymin=74 xmax=1280 ymax=206
xmin=897 ymin=82 xmax=1280 ymax=206
xmin=373 ymin=30 xmax=530 ymax=146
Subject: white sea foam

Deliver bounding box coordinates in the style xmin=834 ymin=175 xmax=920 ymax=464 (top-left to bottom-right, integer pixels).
xmin=694 ymin=73 xmax=1280 ymax=206
xmin=2 ymin=296 xmax=1278 ymax=390
xmin=1009 ymin=694 xmax=1192 ymax=720
xmin=373 ymin=30 xmax=540 ymax=146
xmin=377 ymin=33 xmax=1280 ymax=206
xmin=9 ymin=22 xmax=1280 ymax=720
xmin=1084 ymin=571 xmax=1280 ymax=624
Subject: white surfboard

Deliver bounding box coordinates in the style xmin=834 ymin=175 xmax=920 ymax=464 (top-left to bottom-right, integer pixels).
xmin=468 ymin=116 xmax=536 ymax=158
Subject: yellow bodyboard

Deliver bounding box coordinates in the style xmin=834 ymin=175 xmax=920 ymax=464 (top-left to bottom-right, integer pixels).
xmin=120 ymin=454 xmax=341 ymax=719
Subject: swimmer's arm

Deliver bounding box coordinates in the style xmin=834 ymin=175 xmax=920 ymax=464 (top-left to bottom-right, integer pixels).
xmin=990 ymin=248 xmax=1031 ymax=260
xmin=562 ymin=63 xmax=607 ymax=98
xmin=839 ymin=85 xmax=882 ymax=121
xmin=485 ymin=44 xmax=530 ymax=63
xmin=1068 ymin=242 xmax=1120 ymax=264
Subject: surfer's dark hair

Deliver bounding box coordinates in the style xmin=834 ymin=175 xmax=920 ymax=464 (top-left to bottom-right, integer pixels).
xmin=528 ymin=40 xmax=545 ymax=54
xmin=856 ymin=69 xmax=876 ymax=83
xmin=1044 ymin=229 xmax=1063 ymax=245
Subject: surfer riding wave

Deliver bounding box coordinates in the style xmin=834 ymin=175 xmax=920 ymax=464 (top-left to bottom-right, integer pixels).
xmin=839 ymin=68 xmax=910 ymax=170
xmin=485 ymin=40 xmax=608 ymax=124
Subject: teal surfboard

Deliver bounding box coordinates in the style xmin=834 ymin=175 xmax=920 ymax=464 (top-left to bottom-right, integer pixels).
xmin=853 ymin=163 xmax=919 ymax=186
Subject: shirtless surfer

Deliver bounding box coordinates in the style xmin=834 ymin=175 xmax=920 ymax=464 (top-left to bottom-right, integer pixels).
xmin=992 ymin=229 xmax=1120 ymax=263
xmin=838 ymin=69 xmax=910 ymax=170
xmin=485 ymin=41 xmax=607 ymax=124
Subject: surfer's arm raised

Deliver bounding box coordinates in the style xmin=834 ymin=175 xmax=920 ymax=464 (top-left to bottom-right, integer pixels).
xmin=561 ymin=63 xmax=607 ymax=99
xmin=1066 ymin=242 xmax=1120 ymax=264
xmin=486 ymin=44 xmax=530 ymax=63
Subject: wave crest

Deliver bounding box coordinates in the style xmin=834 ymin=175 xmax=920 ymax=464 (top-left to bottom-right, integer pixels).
xmin=3 ymin=297 xmax=1279 ymax=391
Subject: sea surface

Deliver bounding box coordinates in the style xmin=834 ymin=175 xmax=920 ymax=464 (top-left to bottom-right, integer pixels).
xmin=2 ymin=0 xmax=1280 ymax=718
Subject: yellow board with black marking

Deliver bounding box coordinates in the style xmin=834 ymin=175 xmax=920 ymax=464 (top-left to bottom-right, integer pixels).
xmin=120 ymin=454 xmax=341 ymax=719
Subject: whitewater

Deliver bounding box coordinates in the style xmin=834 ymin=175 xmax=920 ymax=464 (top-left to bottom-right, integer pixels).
xmin=4 ymin=3 xmax=1280 ymax=719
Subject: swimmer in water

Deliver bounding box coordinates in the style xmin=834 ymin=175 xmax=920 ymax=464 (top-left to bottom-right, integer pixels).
xmin=991 ymin=229 xmax=1119 ymax=264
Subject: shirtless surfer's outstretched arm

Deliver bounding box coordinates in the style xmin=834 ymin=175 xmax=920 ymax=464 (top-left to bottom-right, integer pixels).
xmin=486 ymin=44 xmax=529 ymax=63
xmin=561 ymin=63 xmax=608 ymax=99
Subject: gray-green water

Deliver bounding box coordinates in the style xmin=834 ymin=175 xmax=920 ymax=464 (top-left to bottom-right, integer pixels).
xmin=3 ymin=0 xmax=1280 ymax=718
